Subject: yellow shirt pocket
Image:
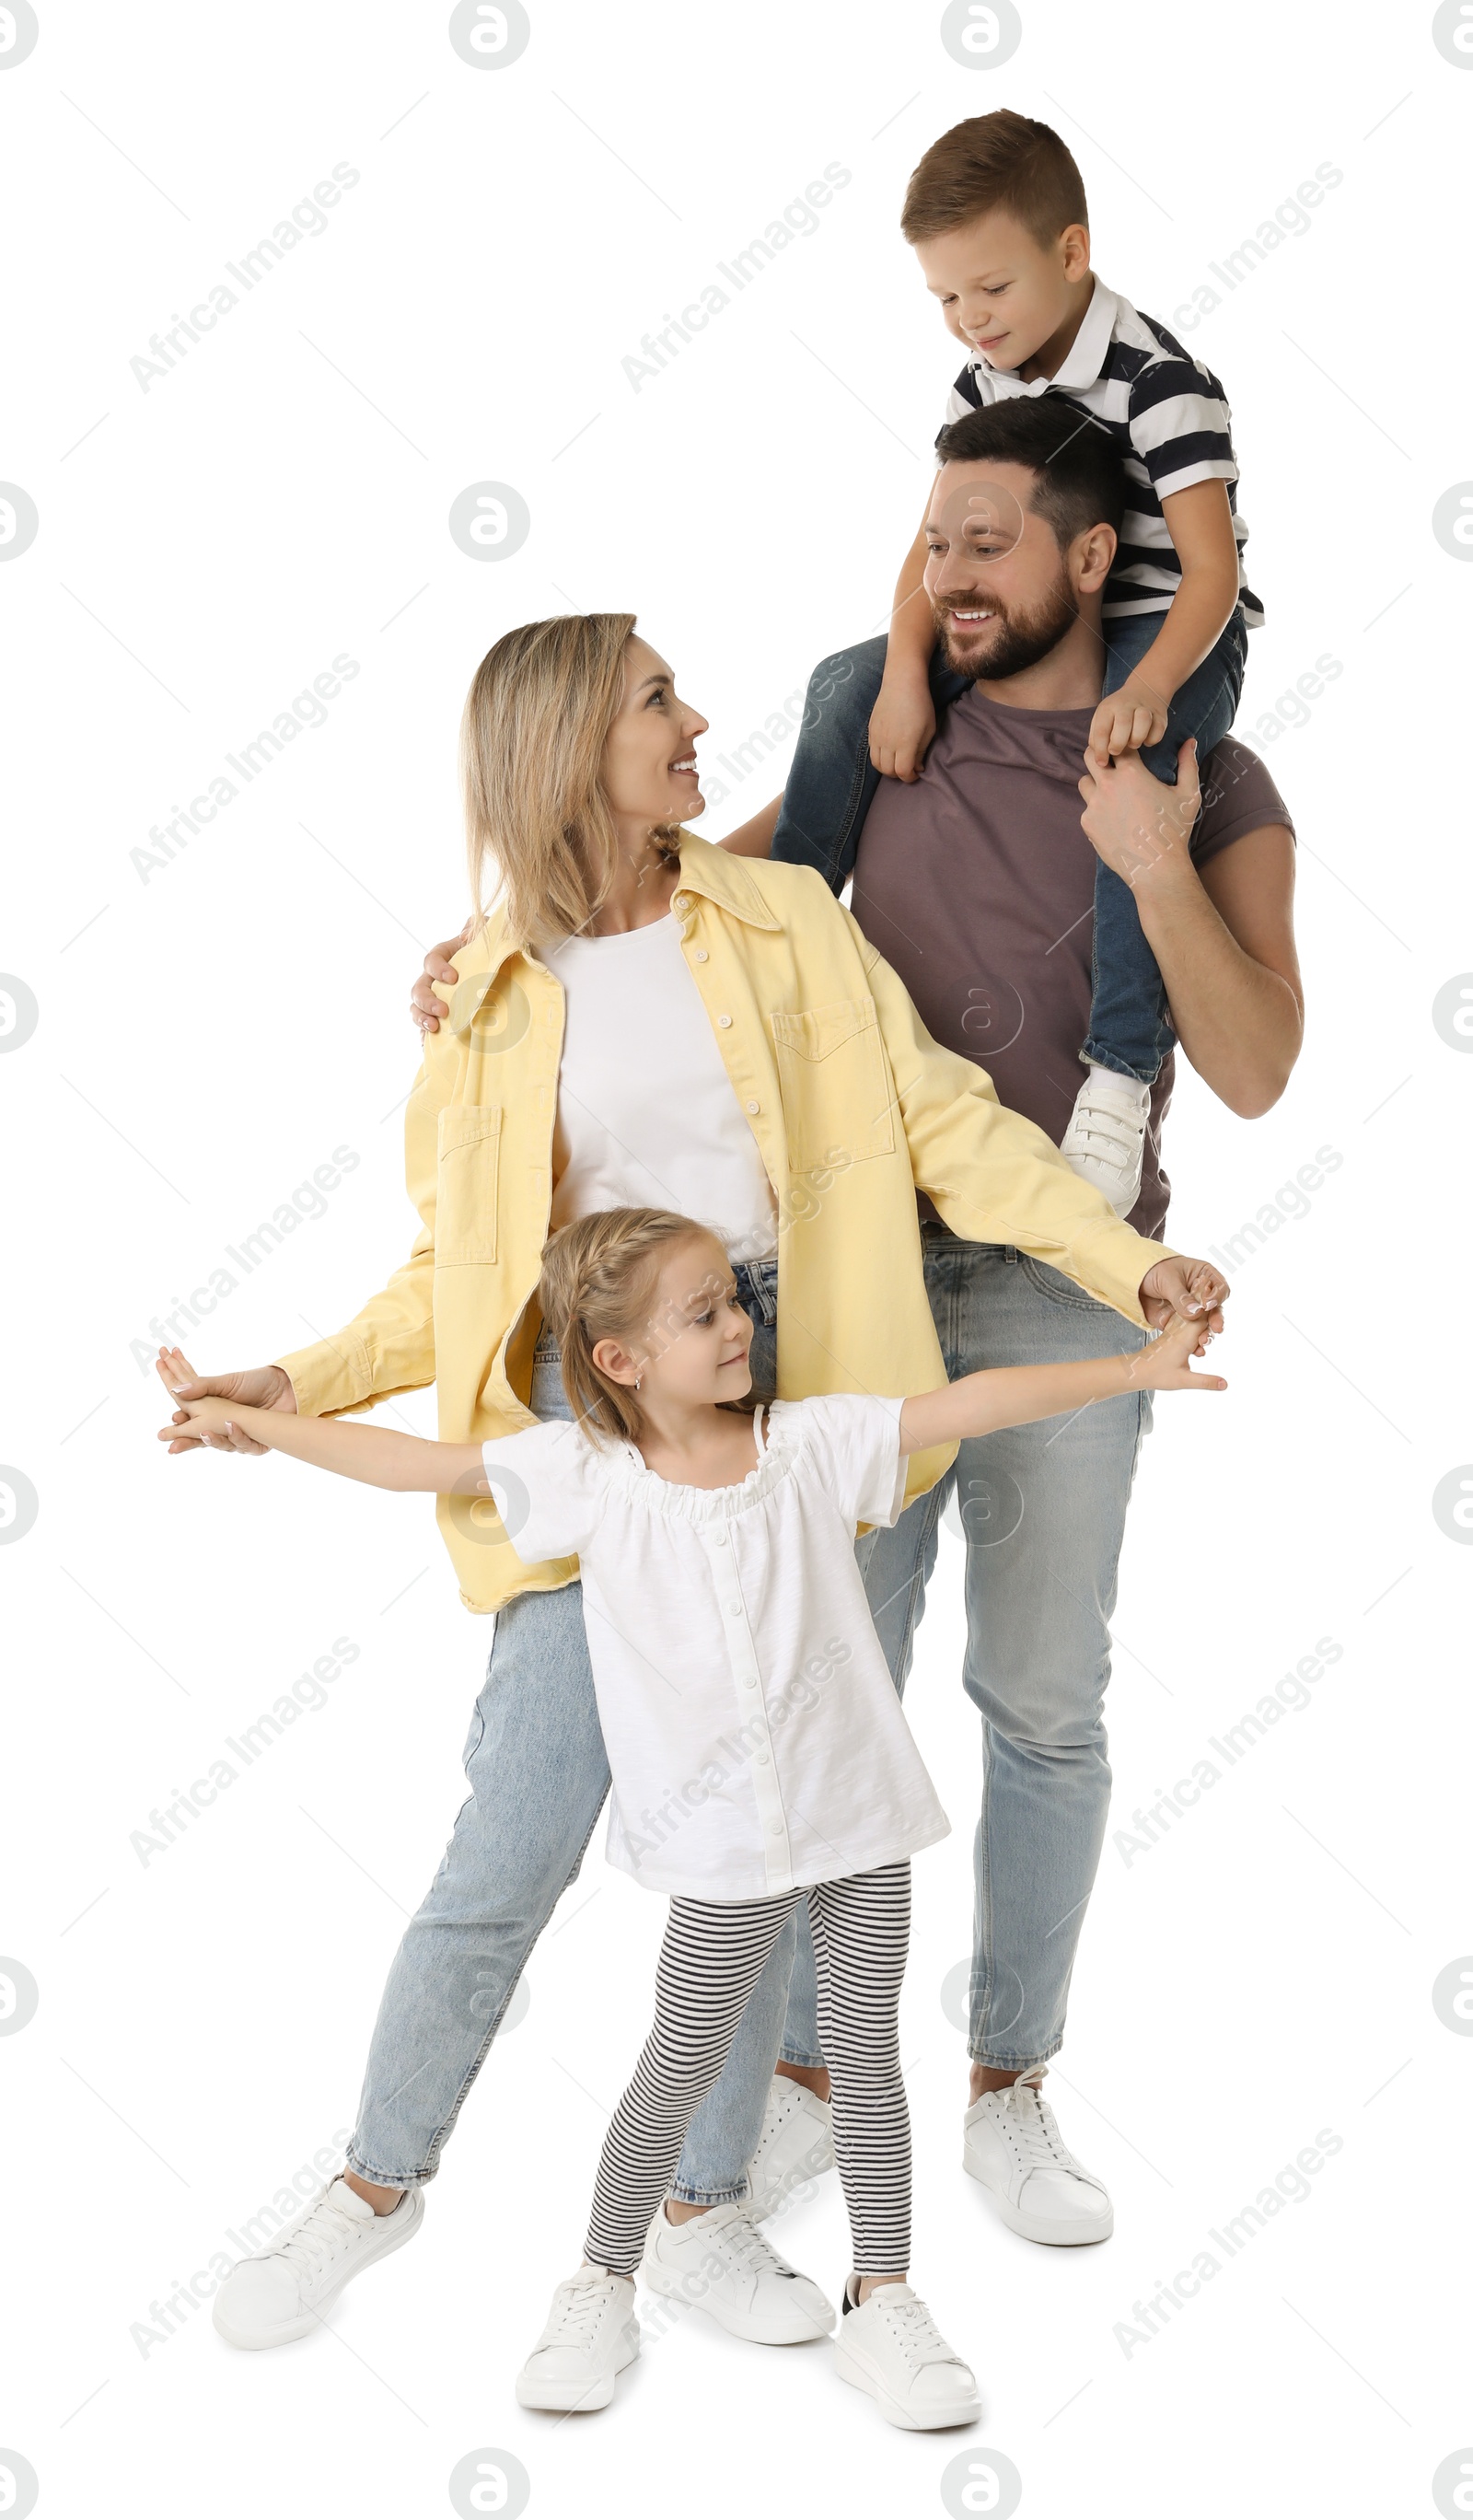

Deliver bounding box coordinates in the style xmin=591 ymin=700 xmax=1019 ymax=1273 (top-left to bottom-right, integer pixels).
xmin=437 ymin=1105 xmax=503 ymax=1265
xmin=770 ymin=995 xmax=897 ymax=1176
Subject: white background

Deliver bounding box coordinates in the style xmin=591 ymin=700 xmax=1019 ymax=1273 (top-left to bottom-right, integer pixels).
xmin=2 ymin=2 xmax=1470 ymax=2515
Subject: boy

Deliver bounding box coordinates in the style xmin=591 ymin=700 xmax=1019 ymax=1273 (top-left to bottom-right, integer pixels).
xmin=780 ymin=110 xmax=1259 ymax=1215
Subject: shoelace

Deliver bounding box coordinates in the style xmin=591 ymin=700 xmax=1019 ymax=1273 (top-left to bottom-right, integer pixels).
xmin=273 ymin=2188 xmax=370 ymax=2278
xmin=996 ymin=2075 xmax=1076 ymax=2173
xmin=870 ymin=2291 xmax=955 ymax=2372
xmin=713 ymin=2212 xmax=794 ymax=2281
xmin=542 ymin=2276 xmax=620 ymax=2345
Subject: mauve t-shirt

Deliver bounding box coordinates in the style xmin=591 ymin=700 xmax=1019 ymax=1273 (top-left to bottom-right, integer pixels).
xmin=852 ymin=690 xmax=1294 ymax=1241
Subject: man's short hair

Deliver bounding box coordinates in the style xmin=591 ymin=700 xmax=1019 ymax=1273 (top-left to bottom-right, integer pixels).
xmin=934 ymin=399 xmax=1126 ymax=551
xmin=901 ymin=111 xmax=1087 ymax=248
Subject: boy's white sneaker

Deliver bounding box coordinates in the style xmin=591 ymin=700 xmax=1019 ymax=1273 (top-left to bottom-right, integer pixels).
xmin=1060 ymin=1069 xmax=1152 ymax=1215
xmin=211 ymin=2176 xmax=424 ymax=2349
xmin=641 ymin=2199 xmax=835 ymax=2342
xmin=515 ymin=2270 xmax=641 ymax=2412
xmin=833 ymin=2283 xmax=980 ymax=2432
xmin=963 ymin=2070 xmax=1113 ymax=2245
xmin=746 ymin=2075 xmax=835 ymax=2220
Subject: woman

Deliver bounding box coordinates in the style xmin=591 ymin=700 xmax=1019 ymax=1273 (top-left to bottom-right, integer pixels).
xmin=165 ymin=611 xmax=1207 ymax=2363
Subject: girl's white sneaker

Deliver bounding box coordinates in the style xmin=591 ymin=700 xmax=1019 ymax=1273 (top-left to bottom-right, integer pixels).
xmin=211 ymin=2177 xmax=424 ymax=2350
xmin=515 ymin=2270 xmax=642 ymax=2412
xmin=833 ymin=2283 xmax=980 ymax=2432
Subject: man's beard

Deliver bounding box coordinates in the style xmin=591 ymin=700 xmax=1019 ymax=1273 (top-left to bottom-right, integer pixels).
xmin=935 ymin=575 xmax=1078 ymax=684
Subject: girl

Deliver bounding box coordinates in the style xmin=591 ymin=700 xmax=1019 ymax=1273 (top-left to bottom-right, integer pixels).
xmin=157 ymin=1202 xmax=1224 ymax=2429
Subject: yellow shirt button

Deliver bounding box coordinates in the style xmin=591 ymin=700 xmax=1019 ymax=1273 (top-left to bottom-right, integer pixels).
xmin=694 ymin=948 xmax=709 ymax=962
xmin=746 ymin=1099 xmax=760 ymax=1114
xmin=673 ymin=894 xmax=690 ymax=912
xmin=717 ymin=1014 xmax=733 ymax=1028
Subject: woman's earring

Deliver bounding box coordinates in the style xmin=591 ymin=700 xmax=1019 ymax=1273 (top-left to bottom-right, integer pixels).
xmin=634 ymin=1376 xmax=642 ymax=1390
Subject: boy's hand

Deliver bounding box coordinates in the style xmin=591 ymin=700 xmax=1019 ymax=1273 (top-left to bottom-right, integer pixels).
xmin=1137 ymin=1257 xmax=1228 ymax=1343
xmin=1087 ymin=677 xmax=1171 ymax=767
xmin=1129 ymin=1311 xmax=1226 ymax=1394
xmin=868 ymin=679 xmax=936 ymax=783
xmin=154 ymin=1346 xmax=296 ymax=1454
xmin=412 ymin=920 xmax=474 ymax=1036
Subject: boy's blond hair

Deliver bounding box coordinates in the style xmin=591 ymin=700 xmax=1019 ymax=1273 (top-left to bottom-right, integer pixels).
xmin=459 ymin=612 xmax=682 ymax=951
xmin=901 ymin=110 xmax=1087 ymax=248
xmin=538 ymin=1208 xmax=731 ymax=1447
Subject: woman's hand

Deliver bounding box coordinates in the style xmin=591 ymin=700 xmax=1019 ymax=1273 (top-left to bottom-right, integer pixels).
xmin=1137 ymin=1256 xmax=1228 ymax=1342
xmin=1130 ymin=1311 xmax=1226 ymax=1394
xmin=412 ymin=920 xmax=474 ymax=1036
xmin=154 ymin=1346 xmax=296 ymax=1455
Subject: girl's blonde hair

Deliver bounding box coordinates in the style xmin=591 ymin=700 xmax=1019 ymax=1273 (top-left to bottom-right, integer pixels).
xmin=460 ymin=612 xmax=681 ymax=949
xmin=538 ymin=1207 xmax=731 ymax=1446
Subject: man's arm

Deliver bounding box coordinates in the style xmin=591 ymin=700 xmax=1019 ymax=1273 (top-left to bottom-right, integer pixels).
xmin=1078 ymin=744 xmax=1303 ymax=1118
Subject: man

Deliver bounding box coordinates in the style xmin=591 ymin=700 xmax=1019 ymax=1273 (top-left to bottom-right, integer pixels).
xmin=746 ymin=393 xmax=1301 ymax=2242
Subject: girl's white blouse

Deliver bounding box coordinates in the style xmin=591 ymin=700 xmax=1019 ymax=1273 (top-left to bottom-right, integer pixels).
xmin=482 ymin=1396 xmax=950 ymax=1899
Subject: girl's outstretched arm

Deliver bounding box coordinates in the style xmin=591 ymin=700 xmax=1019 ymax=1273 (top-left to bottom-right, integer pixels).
xmin=155 ymin=1349 xmax=484 ymax=1495
xmin=899 ymin=1313 xmax=1225 ymax=1458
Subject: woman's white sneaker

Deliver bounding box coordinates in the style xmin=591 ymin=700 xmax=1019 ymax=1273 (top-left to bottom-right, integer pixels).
xmin=641 ymin=2199 xmax=835 ymax=2342
xmin=833 ymin=2284 xmax=980 ymax=2431
xmin=963 ymin=2069 xmax=1114 ymax=2244
xmin=212 ymin=2176 xmax=424 ymax=2349
xmin=515 ymin=2270 xmax=641 ymax=2412
xmin=746 ymin=2075 xmax=835 ymax=2220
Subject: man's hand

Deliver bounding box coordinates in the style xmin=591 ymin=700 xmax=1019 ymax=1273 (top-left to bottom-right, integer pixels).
xmin=868 ymin=677 xmax=936 ymax=783
xmin=1079 ymin=738 xmax=1200 ymax=894
xmin=1087 ymin=676 xmax=1171 ymax=767
xmin=154 ymin=1346 xmax=296 ymax=1455
xmin=412 ymin=919 xmax=474 ymax=1035
xmin=1138 ymin=1257 xmax=1228 ymax=1344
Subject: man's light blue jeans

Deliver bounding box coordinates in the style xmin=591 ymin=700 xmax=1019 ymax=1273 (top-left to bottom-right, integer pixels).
xmin=348 ymin=1236 xmax=1151 ymax=2200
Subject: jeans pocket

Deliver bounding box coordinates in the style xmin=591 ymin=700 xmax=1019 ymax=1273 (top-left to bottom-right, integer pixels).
xmin=1018 ymin=1254 xmax=1115 ymax=1313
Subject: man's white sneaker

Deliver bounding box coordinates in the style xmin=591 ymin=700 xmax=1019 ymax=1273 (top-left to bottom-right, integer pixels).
xmin=1060 ymin=1070 xmax=1152 ymax=1215
xmin=746 ymin=2075 xmax=835 ymax=2220
xmin=833 ymin=2283 xmax=980 ymax=2431
xmin=641 ymin=2199 xmax=835 ymax=2342
xmin=212 ymin=2176 xmax=424 ymax=2349
xmin=963 ymin=2069 xmax=1113 ymax=2245
xmin=515 ymin=2270 xmax=641 ymax=2412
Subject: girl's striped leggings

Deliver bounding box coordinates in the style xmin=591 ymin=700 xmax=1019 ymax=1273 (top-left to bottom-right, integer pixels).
xmin=585 ymin=1860 xmax=911 ymax=2278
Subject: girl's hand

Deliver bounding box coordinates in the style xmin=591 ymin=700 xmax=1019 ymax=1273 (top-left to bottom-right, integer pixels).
xmin=1130 ymin=1313 xmax=1227 ymax=1395
xmin=156 ymin=1390 xmax=238 ymax=1446
xmin=153 ymin=1347 xmax=293 ymax=1455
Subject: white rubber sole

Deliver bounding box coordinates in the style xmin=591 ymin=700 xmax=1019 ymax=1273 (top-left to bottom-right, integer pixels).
xmin=515 ymin=2334 xmax=639 ymax=2412
xmin=211 ymin=2187 xmax=426 ymax=2350
xmin=962 ymin=2153 xmax=1114 ymax=2246
xmin=833 ymin=2341 xmax=980 ymax=2433
xmin=640 ymin=2253 xmax=834 ymax=2344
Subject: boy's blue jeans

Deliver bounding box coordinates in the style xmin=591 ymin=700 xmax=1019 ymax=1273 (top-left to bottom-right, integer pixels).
xmin=771 ymin=608 xmax=1248 ymax=1086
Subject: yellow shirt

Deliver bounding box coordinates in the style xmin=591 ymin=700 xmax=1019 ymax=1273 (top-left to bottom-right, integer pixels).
xmin=274 ymin=836 xmax=1173 ymax=1612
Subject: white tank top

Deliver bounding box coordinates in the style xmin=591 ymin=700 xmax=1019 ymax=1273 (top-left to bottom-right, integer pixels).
xmin=543 ymin=913 xmax=778 ymax=1263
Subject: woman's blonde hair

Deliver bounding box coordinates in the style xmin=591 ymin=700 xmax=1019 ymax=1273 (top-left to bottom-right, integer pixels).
xmin=460 ymin=612 xmax=681 ymax=949
xmin=538 ymin=1207 xmax=731 ymax=1446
